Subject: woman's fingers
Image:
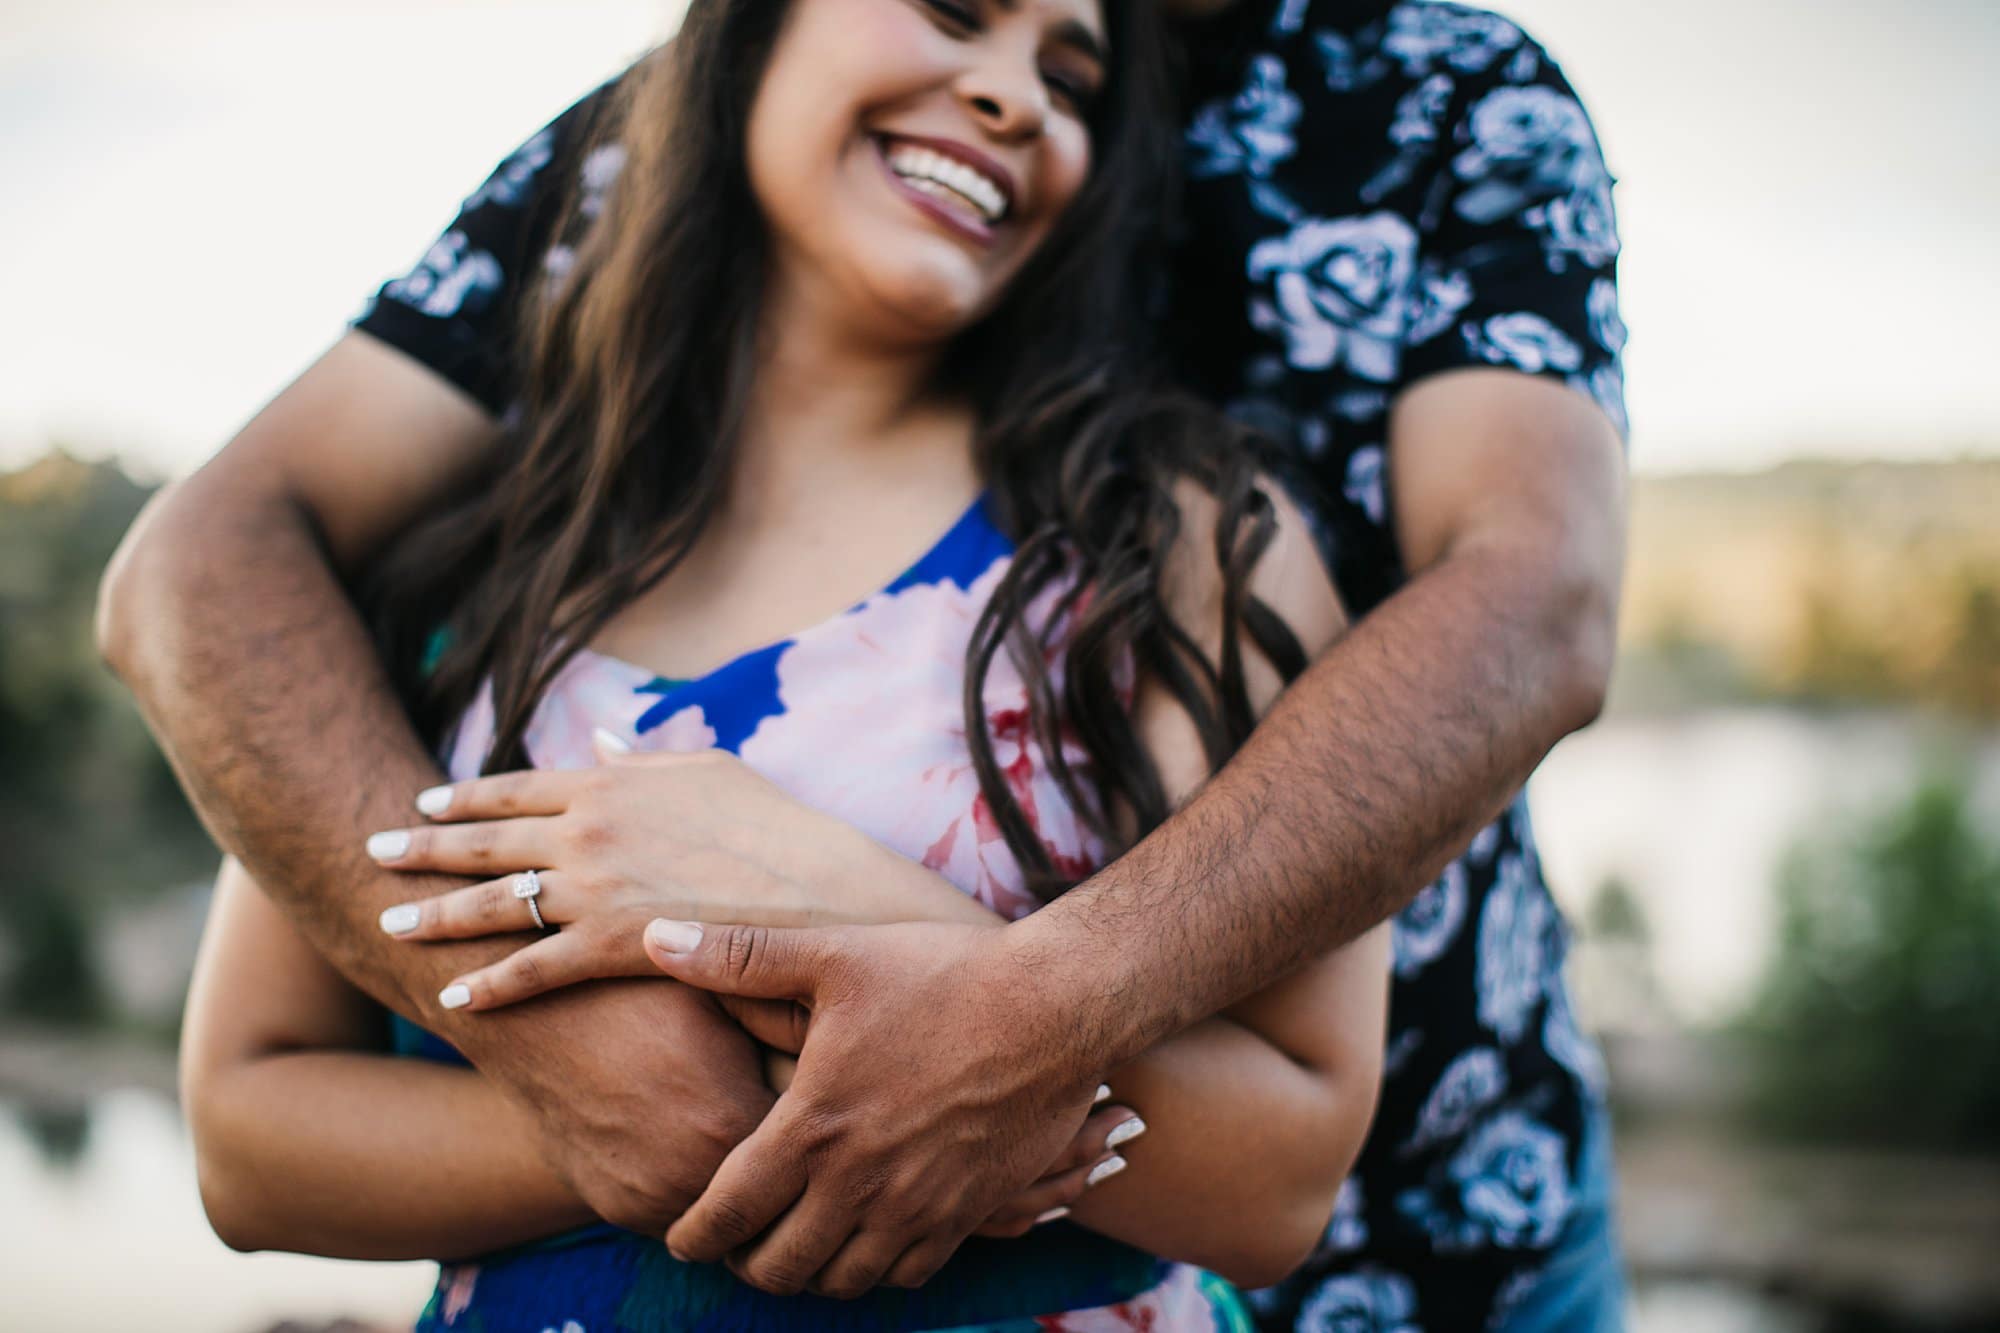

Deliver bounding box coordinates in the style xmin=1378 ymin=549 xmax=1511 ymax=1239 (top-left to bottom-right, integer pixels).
xmin=434 ymin=925 xmax=651 ymax=1011
xmin=378 ymin=872 xmax=569 ymax=940
xmin=409 ymin=768 xmax=585 ymax=822
xmin=1047 ymin=1103 xmax=1145 ymax=1178
xmin=971 ymin=1104 xmax=1146 ymax=1239
xmin=365 ymin=814 xmax=561 ymax=875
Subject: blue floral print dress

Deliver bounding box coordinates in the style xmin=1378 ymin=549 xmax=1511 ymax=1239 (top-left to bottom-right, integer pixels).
xmin=394 ymin=490 xmax=1254 ymax=1333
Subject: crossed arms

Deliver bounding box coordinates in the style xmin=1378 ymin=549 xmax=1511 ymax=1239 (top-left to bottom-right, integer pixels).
xmin=99 ymin=331 xmax=1624 ymax=1294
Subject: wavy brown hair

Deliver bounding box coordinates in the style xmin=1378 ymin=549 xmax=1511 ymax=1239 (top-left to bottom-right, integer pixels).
xmin=362 ymin=0 xmax=1312 ymax=901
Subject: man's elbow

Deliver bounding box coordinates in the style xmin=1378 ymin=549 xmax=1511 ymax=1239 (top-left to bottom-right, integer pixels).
xmin=94 ymin=480 xmax=187 ymax=683
xmin=1544 ymin=564 xmax=1619 ymax=735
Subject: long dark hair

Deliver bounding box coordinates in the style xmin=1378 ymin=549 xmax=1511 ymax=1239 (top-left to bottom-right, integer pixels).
xmin=362 ymin=0 xmax=1310 ymax=901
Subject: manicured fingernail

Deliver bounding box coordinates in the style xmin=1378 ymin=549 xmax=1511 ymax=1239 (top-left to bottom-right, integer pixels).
xmin=415 ymin=785 xmax=453 ymax=817
xmin=439 ymin=983 xmax=471 ymax=1010
xmin=1093 ymin=1083 xmax=1112 ymax=1105
xmin=1086 ymin=1155 xmax=1127 ymax=1187
xmin=593 ymin=726 xmax=632 ymax=754
xmin=379 ymin=904 xmax=421 ymax=935
xmin=1105 ymin=1116 xmax=1147 ymax=1149
xmin=646 ymin=919 xmax=703 ymax=954
xmin=367 ymin=830 xmax=411 ymax=862
xmin=1034 ymin=1206 xmax=1071 ymax=1224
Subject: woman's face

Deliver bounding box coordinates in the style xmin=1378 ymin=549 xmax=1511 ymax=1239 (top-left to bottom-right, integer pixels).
xmin=745 ymin=0 xmax=1107 ymax=347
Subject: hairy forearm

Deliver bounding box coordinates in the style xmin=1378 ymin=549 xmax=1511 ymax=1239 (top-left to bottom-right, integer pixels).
xmin=1024 ymin=546 xmax=1611 ymax=1065
xmin=192 ymin=1052 xmax=596 ymax=1260
xmin=101 ymin=478 xmax=546 ymax=1028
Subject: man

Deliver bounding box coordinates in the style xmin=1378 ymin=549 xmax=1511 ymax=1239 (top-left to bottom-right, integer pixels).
xmin=100 ymin=0 xmax=1628 ymax=1326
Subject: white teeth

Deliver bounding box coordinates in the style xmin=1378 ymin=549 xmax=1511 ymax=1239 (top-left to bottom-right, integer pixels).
xmin=884 ymin=142 xmax=1008 ymax=223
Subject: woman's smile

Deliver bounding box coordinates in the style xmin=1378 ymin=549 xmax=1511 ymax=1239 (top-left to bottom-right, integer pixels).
xmin=872 ymin=132 xmax=1017 ymax=246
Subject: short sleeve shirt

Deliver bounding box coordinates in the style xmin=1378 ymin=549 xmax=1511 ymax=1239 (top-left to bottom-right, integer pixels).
xmin=352 ymin=4 xmax=1627 ymax=1329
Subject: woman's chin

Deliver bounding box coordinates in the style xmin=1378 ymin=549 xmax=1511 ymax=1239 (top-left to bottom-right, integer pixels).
xmin=859 ymin=266 xmax=995 ymax=347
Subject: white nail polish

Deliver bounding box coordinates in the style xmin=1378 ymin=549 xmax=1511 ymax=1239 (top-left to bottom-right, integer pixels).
xmin=439 ymin=983 xmax=471 ymax=1010
xmin=415 ymin=785 xmax=453 ymax=817
xmin=379 ymin=904 xmax=421 ymax=935
xmin=367 ymin=830 xmax=411 ymax=862
xmin=1086 ymin=1155 xmax=1127 ymax=1187
xmin=1106 ymin=1117 xmax=1147 ymax=1149
xmin=593 ymin=726 xmax=632 ymax=754
xmin=1093 ymin=1083 xmax=1112 ymax=1105
xmin=1034 ymin=1206 xmax=1070 ymax=1224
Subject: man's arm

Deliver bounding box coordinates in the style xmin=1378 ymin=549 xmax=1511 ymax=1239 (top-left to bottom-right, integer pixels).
xmin=99 ymin=333 xmax=772 ymax=1228
xmin=1028 ymin=368 xmax=1625 ymax=1056
xmin=642 ymin=369 xmax=1624 ymax=1291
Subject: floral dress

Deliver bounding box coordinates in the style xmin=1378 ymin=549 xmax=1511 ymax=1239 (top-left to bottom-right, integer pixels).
xmin=395 ymin=490 xmax=1254 ymax=1333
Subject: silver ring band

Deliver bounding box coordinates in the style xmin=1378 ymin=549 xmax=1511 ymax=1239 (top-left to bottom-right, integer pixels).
xmin=513 ymin=868 xmax=548 ymax=931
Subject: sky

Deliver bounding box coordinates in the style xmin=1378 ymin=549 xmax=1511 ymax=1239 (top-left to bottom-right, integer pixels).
xmin=2 ymin=0 xmax=1995 ymax=479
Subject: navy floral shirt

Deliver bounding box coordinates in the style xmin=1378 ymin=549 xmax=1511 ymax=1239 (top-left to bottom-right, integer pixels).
xmin=352 ymin=4 xmax=1627 ymax=1329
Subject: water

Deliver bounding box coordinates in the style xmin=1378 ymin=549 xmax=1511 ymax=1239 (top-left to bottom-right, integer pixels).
xmin=2 ymin=1090 xmax=434 ymax=1330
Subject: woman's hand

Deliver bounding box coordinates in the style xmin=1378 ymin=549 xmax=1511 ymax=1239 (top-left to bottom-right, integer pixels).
xmin=366 ymin=733 xmax=919 ymax=1010
xmin=969 ymin=1096 xmax=1146 ymax=1239
xmin=762 ymin=1048 xmax=1142 ymax=1248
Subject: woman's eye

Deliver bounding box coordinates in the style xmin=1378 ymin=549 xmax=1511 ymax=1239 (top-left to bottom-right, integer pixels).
xmin=920 ymin=0 xmax=979 ymax=30
xmin=1042 ymin=69 xmax=1098 ymax=113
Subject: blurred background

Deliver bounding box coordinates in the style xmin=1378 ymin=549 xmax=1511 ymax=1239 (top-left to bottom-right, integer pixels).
xmin=3 ymin=0 xmax=1997 ymax=1328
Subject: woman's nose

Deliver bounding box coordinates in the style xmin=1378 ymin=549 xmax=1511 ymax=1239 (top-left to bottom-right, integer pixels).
xmin=955 ymin=55 xmax=1048 ymax=140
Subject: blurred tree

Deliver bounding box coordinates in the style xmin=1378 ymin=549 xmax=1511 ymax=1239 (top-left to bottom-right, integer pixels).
xmin=0 ymin=453 xmax=220 ymax=1028
xmin=1743 ymin=772 xmax=2000 ymax=1151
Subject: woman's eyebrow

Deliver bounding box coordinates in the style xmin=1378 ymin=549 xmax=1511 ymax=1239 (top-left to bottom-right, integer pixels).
xmin=992 ymin=0 xmax=1107 ymax=64
xmin=1051 ymin=17 xmax=1107 ymax=65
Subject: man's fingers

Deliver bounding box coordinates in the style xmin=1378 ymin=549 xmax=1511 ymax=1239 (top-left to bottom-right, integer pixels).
xmin=806 ymin=1229 xmax=908 ymax=1300
xmin=411 ymin=768 xmax=580 ymax=822
xmin=435 ymin=930 xmax=646 ymax=1011
xmin=724 ymin=1195 xmax=854 ymax=1297
xmin=366 ymin=816 xmax=560 ymax=875
xmin=716 ymin=994 xmax=811 ymax=1053
xmin=378 ymin=872 xmax=567 ymax=940
xmin=665 ymin=1109 xmax=809 ymax=1264
xmin=644 ymin=918 xmax=836 ymax=1002
xmin=882 ymin=1234 xmax=960 ymax=1290
xmin=972 ymin=1159 xmax=1095 ymax=1237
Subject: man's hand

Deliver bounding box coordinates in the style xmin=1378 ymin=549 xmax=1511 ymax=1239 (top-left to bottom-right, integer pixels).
xmin=474 ymin=977 xmax=776 ymax=1232
xmin=638 ymin=916 xmax=1103 ymax=1298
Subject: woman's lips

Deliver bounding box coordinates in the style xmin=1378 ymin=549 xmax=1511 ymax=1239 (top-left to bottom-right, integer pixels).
xmin=873 ymin=136 xmax=998 ymax=248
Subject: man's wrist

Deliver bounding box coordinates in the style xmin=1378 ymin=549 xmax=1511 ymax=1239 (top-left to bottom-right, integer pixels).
xmin=992 ymin=898 xmax=1157 ymax=1081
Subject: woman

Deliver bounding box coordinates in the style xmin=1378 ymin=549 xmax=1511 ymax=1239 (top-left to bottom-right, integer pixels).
xmin=178 ymin=0 xmax=1392 ymax=1325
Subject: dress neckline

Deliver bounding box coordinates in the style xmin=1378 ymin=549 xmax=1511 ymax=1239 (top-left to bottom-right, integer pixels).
xmin=576 ymin=487 xmax=994 ymax=690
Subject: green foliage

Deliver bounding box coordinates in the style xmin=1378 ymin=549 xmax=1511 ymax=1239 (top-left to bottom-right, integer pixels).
xmin=0 ymin=453 xmax=220 ymax=1026
xmin=1743 ymin=772 xmax=2000 ymax=1151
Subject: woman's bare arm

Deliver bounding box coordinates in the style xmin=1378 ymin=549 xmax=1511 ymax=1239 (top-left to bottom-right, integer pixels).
xmin=182 ymin=858 xmax=601 ymax=1259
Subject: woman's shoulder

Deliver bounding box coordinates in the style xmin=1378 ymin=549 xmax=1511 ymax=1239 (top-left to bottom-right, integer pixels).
xmin=1155 ymin=469 xmax=1349 ymax=690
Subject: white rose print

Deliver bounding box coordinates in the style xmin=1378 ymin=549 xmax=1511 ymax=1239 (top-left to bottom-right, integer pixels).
xmin=1296 ymin=1268 xmax=1422 ymax=1333
xmin=1476 ymin=850 xmax=1562 ymax=1043
xmin=1451 ymin=86 xmax=1602 ymax=225
xmin=1186 ymin=56 xmax=1300 ymax=180
xmin=1402 ymin=1046 xmax=1508 ymax=1156
xmin=1463 ymin=312 xmax=1584 ymax=375
xmin=383 ymin=231 xmax=503 ymax=320
xmin=1383 ymin=4 xmax=1523 ymax=76
xmin=1248 ymin=212 xmax=1418 ymax=379
xmin=1394 ymin=858 xmax=1467 ymax=977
